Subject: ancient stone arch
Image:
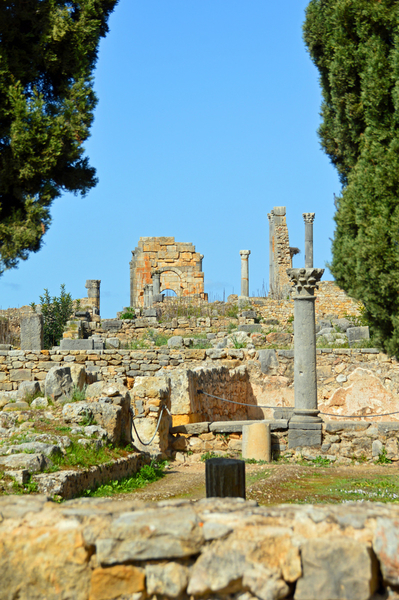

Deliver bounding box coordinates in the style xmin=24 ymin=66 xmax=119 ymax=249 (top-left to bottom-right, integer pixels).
xmin=129 ymin=237 xmax=206 ymax=308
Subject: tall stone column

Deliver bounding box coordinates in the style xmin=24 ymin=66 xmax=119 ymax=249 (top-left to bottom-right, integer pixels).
xmin=240 ymin=250 xmax=251 ymax=297
xmin=85 ymin=280 xmax=101 ymax=314
xmin=286 ymin=267 xmax=324 ymax=448
xmin=303 ymin=213 xmax=315 ymax=269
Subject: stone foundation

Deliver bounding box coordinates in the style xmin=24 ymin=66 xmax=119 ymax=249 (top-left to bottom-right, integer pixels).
xmin=1 ymin=496 xmax=399 ymax=600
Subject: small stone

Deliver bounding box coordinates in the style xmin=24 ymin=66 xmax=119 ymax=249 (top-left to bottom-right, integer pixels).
xmin=146 ymin=562 xmax=189 ymax=597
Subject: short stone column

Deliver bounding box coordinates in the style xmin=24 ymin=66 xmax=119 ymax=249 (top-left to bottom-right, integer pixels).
xmin=20 ymin=313 xmax=43 ymax=350
xmin=303 ymin=213 xmax=315 ymax=269
xmin=152 ymin=272 xmax=161 ymax=296
xmin=143 ymin=284 xmax=153 ymax=308
xmin=85 ymin=280 xmax=101 ymax=314
xmin=240 ymin=250 xmax=251 ymax=297
xmin=286 ymin=267 xmax=324 ymax=448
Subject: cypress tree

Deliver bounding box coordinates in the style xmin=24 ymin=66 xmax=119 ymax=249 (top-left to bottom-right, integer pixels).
xmin=0 ymin=0 xmax=118 ymax=274
xmin=304 ymin=0 xmax=399 ymax=355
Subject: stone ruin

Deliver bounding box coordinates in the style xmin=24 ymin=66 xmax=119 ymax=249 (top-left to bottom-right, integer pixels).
xmin=129 ymin=237 xmax=206 ymax=309
xmin=268 ymin=206 xmax=300 ymax=300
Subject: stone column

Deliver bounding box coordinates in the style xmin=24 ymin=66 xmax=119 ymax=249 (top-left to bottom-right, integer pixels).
xmin=152 ymin=272 xmax=161 ymax=296
xmin=303 ymin=213 xmax=315 ymax=269
xmin=85 ymin=280 xmax=101 ymax=314
xmin=240 ymin=250 xmax=251 ymax=297
xmin=144 ymin=284 xmax=153 ymax=308
xmin=286 ymin=267 xmax=324 ymax=449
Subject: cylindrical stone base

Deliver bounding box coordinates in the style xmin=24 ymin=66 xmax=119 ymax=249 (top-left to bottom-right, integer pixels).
xmin=242 ymin=423 xmax=271 ymax=462
xmin=205 ymin=457 xmax=246 ymax=499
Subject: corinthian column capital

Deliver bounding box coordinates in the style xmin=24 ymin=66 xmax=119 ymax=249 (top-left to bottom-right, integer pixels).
xmin=303 ymin=212 xmax=315 ymax=224
xmin=286 ymin=268 xmax=324 ymax=296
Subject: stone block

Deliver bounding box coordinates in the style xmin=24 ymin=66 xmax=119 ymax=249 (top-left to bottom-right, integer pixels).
xmin=60 ymin=338 xmax=94 ymax=350
xmin=20 ymin=313 xmax=43 ymax=350
xmin=10 ymin=369 xmax=31 ymax=382
xmin=45 ymin=366 xmax=73 ymax=403
xmin=168 ymin=336 xmax=183 ymax=348
xmin=101 ymin=320 xmax=123 ymax=331
xmin=347 ymin=326 xmax=370 ymax=345
xmin=288 ymin=428 xmax=322 ymax=449
xmin=258 ymin=349 xmax=279 ymax=373
xmin=237 ymin=324 xmax=262 ymax=333
xmin=16 ymin=380 xmax=40 ymax=400
xmin=295 ymin=537 xmax=378 ymax=600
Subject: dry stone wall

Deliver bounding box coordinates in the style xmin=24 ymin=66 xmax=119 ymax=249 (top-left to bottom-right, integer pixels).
xmin=1 ymin=495 xmax=399 ymax=600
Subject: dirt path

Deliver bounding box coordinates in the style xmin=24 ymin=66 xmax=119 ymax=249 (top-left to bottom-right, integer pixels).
xmin=112 ymin=461 xmax=399 ymax=504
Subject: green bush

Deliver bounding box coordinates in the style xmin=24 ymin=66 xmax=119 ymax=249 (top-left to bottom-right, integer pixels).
xmin=33 ymin=284 xmax=74 ymax=349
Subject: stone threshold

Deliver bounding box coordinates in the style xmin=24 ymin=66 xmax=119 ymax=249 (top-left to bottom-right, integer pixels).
xmin=32 ymin=452 xmax=151 ymax=500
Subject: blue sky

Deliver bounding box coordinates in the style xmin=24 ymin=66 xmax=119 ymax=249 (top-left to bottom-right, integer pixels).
xmin=1 ymin=0 xmax=341 ymax=317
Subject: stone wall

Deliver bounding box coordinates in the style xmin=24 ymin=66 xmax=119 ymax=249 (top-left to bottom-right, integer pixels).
xmin=171 ymin=419 xmax=399 ymax=464
xmin=129 ymin=237 xmax=206 ymax=308
xmin=1 ymin=495 xmax=399 ymax=600
xmin=2 ymin=348 xmax=399 ymax=425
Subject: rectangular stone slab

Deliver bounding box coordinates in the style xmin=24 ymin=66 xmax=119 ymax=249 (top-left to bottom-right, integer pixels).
xmin=209 ymin=420 xmax=288 ymax=433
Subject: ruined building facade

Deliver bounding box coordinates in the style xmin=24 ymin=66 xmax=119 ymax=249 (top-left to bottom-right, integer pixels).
xmin=129 ymin=237 xmax=206 ymax=308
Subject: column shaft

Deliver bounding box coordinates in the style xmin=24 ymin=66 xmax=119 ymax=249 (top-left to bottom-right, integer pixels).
xmin=240 ymin=250 xmax=250 ymax=297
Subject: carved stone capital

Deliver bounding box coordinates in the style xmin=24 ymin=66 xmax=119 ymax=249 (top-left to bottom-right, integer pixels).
xmin=286 ymin=268 xmax=324 ymax=296
xmin=303 ymin=212 xmax=315 ymax=224
xmin=267 ymin=213 xmax=273 ymax=221
xmin=240 ymin=250 xmax=251 ymax=257
xmin=85 ymin=280 xmax=101 ymax=291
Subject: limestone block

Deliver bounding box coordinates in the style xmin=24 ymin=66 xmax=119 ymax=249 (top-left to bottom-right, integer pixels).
xmin=169 ymin=370 xmax=191 ymax=415
xmin=20 ymin=313 xmax=43 ymax=351
xmin=59 ymin=339 xmax=94 ymax=350
xmin=146 ymin=562 xmax=188 ymax=597
xmin=90 ymin=565 xmax=145 ymax=599
xmin=258 ymin=349 xmax=279 ymax=374
xmin=69 ymin=364 xmax=86 ymax=390
xmin=347 ymin=326 xmax=370 ymax=345
xmin=45 ymin=366 xmax=73 ymax=403
xmin=295 ymin=537 xmax=378 ymax=600
xmin=10 ymin=369 xmax=32 ymax=382
xmin=168 ymin=336 xmax=183 ymax=348
xmin=16 ymin=380 xmax=40 ymax=400
xmin=0 ymin=453 xmax=47 ymax=473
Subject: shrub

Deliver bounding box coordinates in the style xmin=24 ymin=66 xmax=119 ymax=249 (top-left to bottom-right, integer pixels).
xmin=34 ymin=284 xmax=74 ymax=349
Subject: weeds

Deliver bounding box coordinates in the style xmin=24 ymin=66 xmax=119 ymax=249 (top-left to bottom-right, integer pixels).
xmin=82 ymin=461 xmax=168 ymax=497
xmin=375 ymin=448 xmax=392 ymax=465
xmin=201 ymin=451 xmax=219 ymax=461
xmin=230 ymin=335 xmax=247 ymax=349
xmin=70 ymin=385 xmax=87 ymax=403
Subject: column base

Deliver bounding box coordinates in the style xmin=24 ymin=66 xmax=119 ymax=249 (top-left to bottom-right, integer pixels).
xmin=288 ymin=411 xmax=322 ymax=449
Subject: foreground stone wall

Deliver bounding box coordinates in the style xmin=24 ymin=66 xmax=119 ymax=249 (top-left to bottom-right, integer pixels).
xmin=1 ymin=495 xmax=399 ymax=600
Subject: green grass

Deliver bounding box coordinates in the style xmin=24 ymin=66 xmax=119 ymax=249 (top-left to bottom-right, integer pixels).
xmin=70 ymin=384 xmax=87 ymax=403
xmin=51 ymin=441 xmax=133 ymax=470
xmin=201 ymin=451 xmax=219 ymax=461
xmin=375 ymin=448 xmax=392 ymax=464
xmin=11 ymin=474 xmax=39 ymax=495
xmin=82 ymin=461 xmax=167 ymax=497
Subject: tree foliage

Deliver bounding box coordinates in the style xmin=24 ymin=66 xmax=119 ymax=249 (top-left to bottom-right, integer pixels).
xmin=304 ymin=0 xmax=399 ymax=356
xmin=0 ymin=0 xmax=118 ymax=274
xmin=36 ymin=284 xmax=74 ymax=349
